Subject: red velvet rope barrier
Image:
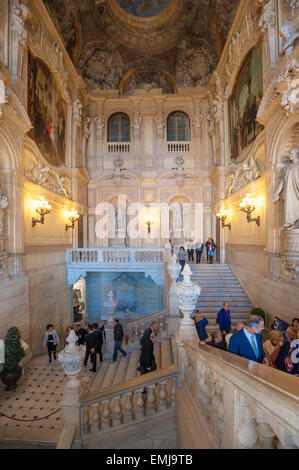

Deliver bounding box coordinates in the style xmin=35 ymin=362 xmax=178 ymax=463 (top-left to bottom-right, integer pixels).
xmin=0 ymin=408 xmax=61 ymax=422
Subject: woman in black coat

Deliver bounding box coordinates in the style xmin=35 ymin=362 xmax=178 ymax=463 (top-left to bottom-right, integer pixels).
xmin=139 ymin=322 xmax=159 ymax=375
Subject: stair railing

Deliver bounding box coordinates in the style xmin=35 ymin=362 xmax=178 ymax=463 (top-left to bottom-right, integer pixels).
xmin=80 ymin=363 xmax=178 ymax=439
xmin=123 ymin=309 xmax=169 ymax=345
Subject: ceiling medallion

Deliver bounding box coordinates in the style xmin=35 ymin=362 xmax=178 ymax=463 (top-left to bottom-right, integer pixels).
xmin=108 ymin=0 xmax=182 ymax=33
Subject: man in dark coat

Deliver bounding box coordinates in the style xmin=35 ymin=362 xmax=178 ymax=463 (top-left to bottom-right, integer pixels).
xmin=84 ymin=322 xmax=100 ymax=372
xmin=276 ymin=327 xmax=298 ymax=374
xmin=228 ymin=316 xmax=268 ymax=364
xmin=138 ymin=321 xmax=159 ymax=375
xmin=96 ymin=325 xmax=104 ymax=363
xmin=112 ymin=318 xmax=127 ymax=362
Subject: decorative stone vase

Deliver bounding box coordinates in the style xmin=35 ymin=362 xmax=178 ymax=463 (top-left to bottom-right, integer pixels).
xmin=0 ymin=365 xmax=22 ymax=391
xmin=175 ymin=264 xmax=201 ymax=341
xmin=58 ymin=330 xmax=85 ymax=389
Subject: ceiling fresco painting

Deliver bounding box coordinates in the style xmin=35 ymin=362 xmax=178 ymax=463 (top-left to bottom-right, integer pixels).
xmin=116 ymin=0 xmax=172 ymax=18
xmin=43 ymin=0 xmax=239 ymax=93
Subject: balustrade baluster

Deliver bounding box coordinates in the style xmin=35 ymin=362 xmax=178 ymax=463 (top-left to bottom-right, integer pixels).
xmin=135 ymin=389 xmax=145 ymax=419
xmin=158 ymin=381 xmax=168 ymax=410
xmin=256 ymin=422 xmax=275 ymax=449
xmin=82 ymin=406 xmax=89 ymax=434
xmin=112 ymin=395 xmax=122 ymax=427
xmin=101 ymin=399 xmax=111 ymax=431
xmin=146 ymin=385 xmax=156 ymax=416
xmin=124 ymin=392 xmax=133 ymax=423
xmin=171 ymin=378 xmax=176 ymax=407
xmin=90 ymin=403 xmax=100 ymax=433
xmin=237 ymin=395 xmax=258 ymax=449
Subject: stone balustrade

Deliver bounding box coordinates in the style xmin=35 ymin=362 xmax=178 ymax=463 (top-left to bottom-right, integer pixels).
xmin=177 ymin=340 xmax=299 ymax=449
xmin=167 ymin=141 xmax=190 ymax=153
xmin=106 ymin=143 xmax=130 ymax=155
xmin=80 ymin=367 xmax=178 ymax=440
xmin=67 ymin=248 xmax=165 ymax=265
xmin=123 ymin=309 xmax=169 ymax=345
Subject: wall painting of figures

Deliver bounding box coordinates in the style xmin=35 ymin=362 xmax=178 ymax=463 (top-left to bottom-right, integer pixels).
xmin=229 ymin=41 xmax=264 ymax=161
xmin=27 ymin=50 xmax=66 ymax=167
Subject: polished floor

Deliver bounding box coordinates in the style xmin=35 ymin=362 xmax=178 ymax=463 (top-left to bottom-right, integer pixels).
xmin=0 ymin=354 xmax=94 ymax=446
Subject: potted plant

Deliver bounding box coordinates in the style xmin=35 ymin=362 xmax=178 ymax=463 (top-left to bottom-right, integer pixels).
xmin=251 ymin=307 xmax=266 ymax=321
xmin=0 ymin=327 xmax=24 ymax=391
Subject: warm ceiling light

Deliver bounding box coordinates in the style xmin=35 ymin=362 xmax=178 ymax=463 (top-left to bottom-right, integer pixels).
xmin=66 ymin=208 xmax=80 ymax=231
xmin=239 ymin=193 xmax=260 ymax=226
xmin=216 ymin=205 xmax=231 ymax=230
xmin=32 ymin=196 xmax=51 ymax=227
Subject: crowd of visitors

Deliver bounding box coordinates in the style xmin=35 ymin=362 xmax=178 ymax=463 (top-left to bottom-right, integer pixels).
xmin=172 ymin=237 xmax=216 ymax=270
xmin=194 ymin=307 xmax=299 ymax=376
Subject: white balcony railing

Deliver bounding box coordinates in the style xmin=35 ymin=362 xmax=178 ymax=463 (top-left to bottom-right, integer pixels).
xmin=107 ymin=142 xmax=130 ymax=155
xmin=67 ymin=248 xmax=165 ymax=265
xmin=167 ymin=141 xmax=191 ymax=153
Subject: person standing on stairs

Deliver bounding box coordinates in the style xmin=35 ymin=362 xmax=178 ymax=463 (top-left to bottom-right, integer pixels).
xmin=195 ymin=240 xmax=204 ymax=264
xmin=217 ymin=301 xmax=232 ymax=336
xmin=112 ymin=318 xmax=127 ymax=362
xmin=206 ymin=238 xmax=216 ymax=264
xmin=43 ymin=324 xmax=60 ymax=363
xmin=177 ymin=246 xmax=187 ymax=272
xmin=84 ymin=323 xmax=100 ymax=372
xmin=138 ymin=321 xmax=159 ymax=375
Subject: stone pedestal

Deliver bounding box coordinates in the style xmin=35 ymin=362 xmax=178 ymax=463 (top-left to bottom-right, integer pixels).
xmin=103 ymin=291 xmax=118 ymax=359
xmin=167 ymin=254 xmax=181 ymax=335
xmin=174 ymin=264 xmax=201 ymax=342
xmin=282 ymin=229 xmax=299 ymax=280
xmin=58 ymin=330 xmax=86 ymax=448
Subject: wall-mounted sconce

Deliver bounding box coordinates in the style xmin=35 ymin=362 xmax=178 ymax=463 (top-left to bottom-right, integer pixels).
xmin=144 ymin=214 xmax=154 ymax=234
xmin=66 ymin=208 xmax=79 ymax=231
xmin=239 ymin=194 xmax=260 ymax=226
xmin=32 ymin=196 xmax=51 ymax=227
xmin=216 ymin=206 xmax=231 ymax=230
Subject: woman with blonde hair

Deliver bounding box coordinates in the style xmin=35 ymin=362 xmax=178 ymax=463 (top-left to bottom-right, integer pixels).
xmin=263 ymin=329 xmax=284 ymax=368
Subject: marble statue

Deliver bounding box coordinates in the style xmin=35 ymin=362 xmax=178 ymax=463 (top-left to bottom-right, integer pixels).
xmin=132 ymin=116 xmax=142 ymax=140
xmin=273 ymin=148 xmax=299 ymax=228
xmin=0 ymin=186 xmax=8 ymax=234
xmin=155 ymin=116 xmax=165 ymax=139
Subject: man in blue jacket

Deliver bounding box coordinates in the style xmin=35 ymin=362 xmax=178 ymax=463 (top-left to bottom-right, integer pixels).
xmin=228 ymin=316 xmax=268 ymax=364
xmin=217 ymin=301 xmax=232 ymax=335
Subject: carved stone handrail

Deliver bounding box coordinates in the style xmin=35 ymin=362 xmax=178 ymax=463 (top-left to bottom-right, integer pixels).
xmin=56 ymin=425 xmax=77 ymax=449
xmin=80 ymin=365 xmax=178 ymax=437
xmin=123 ymin=309 xmax=169 ymax=344
xmin=67 ymin=248 xmax=165 ymax=265
xmin=179 ymin=340 xmax=299 ymax=449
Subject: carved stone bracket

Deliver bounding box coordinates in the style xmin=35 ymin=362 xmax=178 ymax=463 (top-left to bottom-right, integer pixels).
xmin=226 ymin=154 xmax=264 ymax=196
xmin=282 ymin=257 xmax=299 ymax=280
xmin=24 ymin=156 xmax=71 ymax=198
xmin=225 ymin=12 xmax=258 ymax=99
xmin=67 ymin=269 xmax=87 ymax=288
xmin=26 ymin=17 xmax=70 ymax=104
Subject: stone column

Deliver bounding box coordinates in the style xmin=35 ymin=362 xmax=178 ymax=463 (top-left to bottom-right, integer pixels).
xmin=58 ymin=330 xmax=85 ymax=448
xmin=103 ymin=290 xmax=118 ymax=359
xmin=167 ymin=254 xmax=181 ymax=335
xmin=174 ymin=263 xmax=201 ymax=342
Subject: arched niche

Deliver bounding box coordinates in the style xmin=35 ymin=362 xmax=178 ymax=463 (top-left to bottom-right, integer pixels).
xmin=108 ymin=195 xmax=129 ymax=247
xmin=169 ymin=195 xmax=191 ymax=244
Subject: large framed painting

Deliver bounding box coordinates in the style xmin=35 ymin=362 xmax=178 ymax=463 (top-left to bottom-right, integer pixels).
xmin=229 ymin=41 xmax=263 ymax=160
xmin=27 ymin=50 xmax=66 ymax=167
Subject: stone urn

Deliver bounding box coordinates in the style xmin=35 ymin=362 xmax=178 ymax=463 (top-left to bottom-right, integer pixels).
xmin=1 ymin=365 xmax=22 ymax=391
xmin=58 ymin=330 xmax=85 ymax=389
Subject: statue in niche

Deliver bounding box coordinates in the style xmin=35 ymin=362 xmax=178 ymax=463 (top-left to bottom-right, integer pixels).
xmin=273 ymin=148 xmax=299 ymax=228
xmin=155 ymin=116 xmax=165 ymax=139
xmin=0 ymin=185 xmax=8 ymax=234
xmin=132 ymin=116 xmax=142 ymax=140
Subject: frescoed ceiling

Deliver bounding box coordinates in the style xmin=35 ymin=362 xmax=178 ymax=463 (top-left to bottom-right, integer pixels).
xmin=43 ymin=0 xmax=239 ymax=93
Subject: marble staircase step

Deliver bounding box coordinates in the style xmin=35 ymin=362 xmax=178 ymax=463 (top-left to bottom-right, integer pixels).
xmin=161 ymin=338 xmax=172 ymax=369
xmin=112 ymin=354 xmax=131 ymax=386
xmin=89 ymin=360 xmax=111 ymax=392
xmin=154 ymin=341 xmax=162 ymax=370
xmin=124 ymin=348 xmax=141 ymax=382
xmin=101 ymin=360 xmax=119 ymax=389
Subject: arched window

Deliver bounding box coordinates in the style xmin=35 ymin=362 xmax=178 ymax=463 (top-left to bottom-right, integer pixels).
xmin=108 ymin=113 xmax=130 ymax=142
xmin=167 ymin=111 xmax=190 ymax=141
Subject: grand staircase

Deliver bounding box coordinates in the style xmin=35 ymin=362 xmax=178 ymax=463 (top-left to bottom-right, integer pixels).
xmin=189 ymin=263 xmax=253 ymax=332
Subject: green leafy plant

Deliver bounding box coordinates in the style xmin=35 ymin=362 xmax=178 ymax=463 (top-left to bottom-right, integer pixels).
xmin=4 ymin=327 xmax=24 ymax=369
xmin=251 ymin=308 xmax=266 ymax=320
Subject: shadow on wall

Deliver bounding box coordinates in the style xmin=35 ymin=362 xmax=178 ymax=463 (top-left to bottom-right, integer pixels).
xmin=86 ymin=272 xmax=163 ymax=323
